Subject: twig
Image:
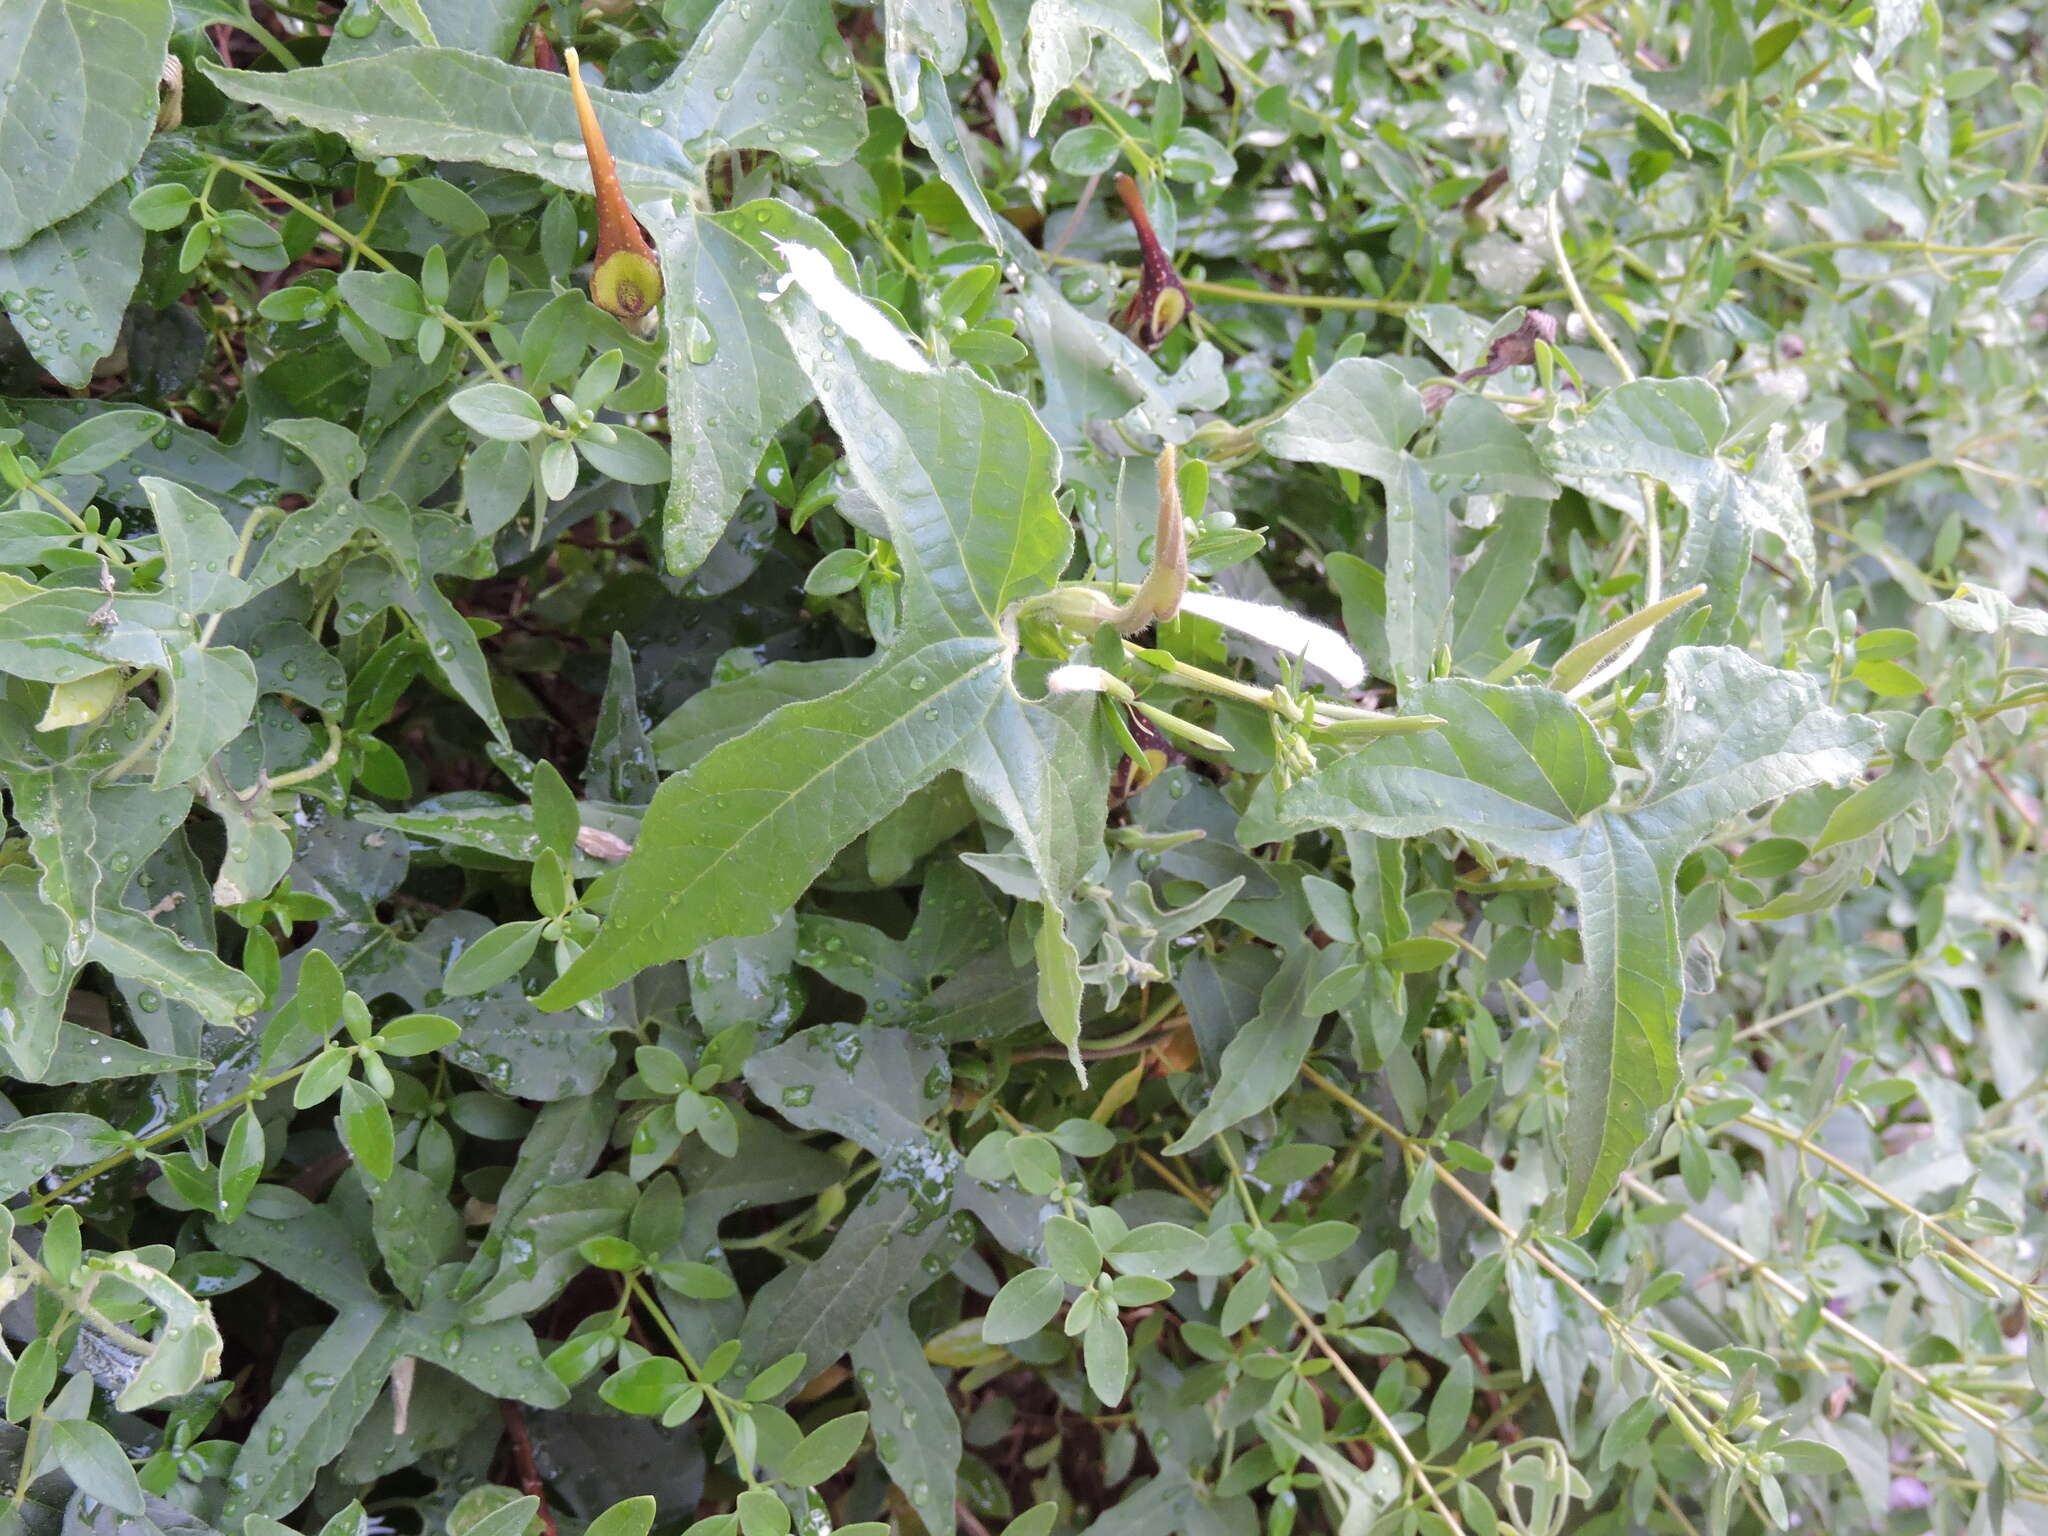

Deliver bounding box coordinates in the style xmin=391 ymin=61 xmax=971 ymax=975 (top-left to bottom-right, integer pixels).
xmin=1047 ymin=171 xmax=1103 ymax=260
xmin=499 ymin=1401 xmax=562 ymax=1536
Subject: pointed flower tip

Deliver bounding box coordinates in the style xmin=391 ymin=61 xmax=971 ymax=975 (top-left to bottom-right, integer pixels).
xmin=1046 ymin=664 xmax=1132 ymax=700
xmin=563 ymin=45 xmax=662 ymax=328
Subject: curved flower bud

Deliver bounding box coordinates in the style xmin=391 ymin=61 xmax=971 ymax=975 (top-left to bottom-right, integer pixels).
xmin=563 ymin=47 xmax=663 ymax=336
xmin=1115 ymin=174 xmax=1190 ymax=350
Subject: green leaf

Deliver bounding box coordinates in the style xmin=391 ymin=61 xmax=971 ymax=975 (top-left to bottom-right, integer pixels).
xmin=1452 ymin=499 xmax=1551 ymax=673
xmin=203 ymin=51 xmax=697 ymax=201
xmin=851 ymin=1306 xmax=959 ymax=1535
xmin=371 ymin=0 xmax=436 ymax=45
xmin=0 ymin=184 xmax=143 ymax=387
xmin=1244 ymin=649 xmax=1873 ymax=1229
xmin=1105 ymin=1222 xmax=1205 ymax=1280
xmin=1000 ymin=1506 xmax=1059 ymax=1536
xmin=540 ymin=641 xmax=1006 ymax=1004
xmin=742 ymin=1024 xmax=947 ymax=1157
xmin=1024 ymin=0 xmax=1171 ymax=133
xmin=206 ymin=0 xmax=860 ymax=203
xmin=153 ymin=641 xmax=259 ymax=786
xmin=464 ymin=1173 xmax=635 ymax=1322
xmin=589 ymin=634 xmax=657 ymax=804
xmin=1998 ymin=238 xmax=2048 ymax=309
xmin=42 ymin=1023 xmax=196 ymax=1083
xmin=0 ymin=0 xmax=173 ymax=247
xmin=221 ymin=1305 xmax=405 ymax=1525
xmin=1259 ymin=356 xmax=1421 ymax=482
xmin=324 ymin=0 xmax=529 ymax=59
xmin=585 ymin=1498 xmax=657 ymax=1536
xmin=90 ymin=1253 xmax=224 ymax=1410
xmin=86 ymin=907 xmax=263 ymax=1027
xmin=1409 ymin=4 xmax=1677 ymax=203
xmin=338 ymin=269 xmax=427 ymax=339
xmin=368 ymin=1162 xmax=460 ymax=1304
xmin=737 ymin=1174 xmax=960 ymax=1385
xmin=1081 ymin=1305 xmax=1130 ymax=1405
xmin=775 ymin=1411 xmax=869 ymax=1487
xmin=543 ymin=237 xmax=1105 ymax=1038
xmin=1259 ymin=358 xmax=1534 ymax=684
xmin=983 ymin=1266 xmax=1065 ymax=1344
xmin=400 ymin=175 xmax=490 ymax=234
xmin=651 ymin=0 xmax=864 ymax=164
xmin=217 ymin=1106 xmax=265 ymax=1221
xmin=772 ymin=249 xmax=1072 ymax=637
xmin=450 ymin=383 xmax=547 ymax=442
xmin=370 ymin=1011 xmax=460 ymax=1055
xmin=1042 ymin=1214 xmax=1102 ymax=1286
xmin=338 ymin=1076 xmax=395 ymax=1180
xmin=333 ymin=551 xmax=508 ymax=744
xmin=7 ymin=762 xmax=99 ymax=972
xmin=1811 ymin=766 xmax=1923 ymax=852
xmin=1543 ymin=378 xmax=1815 ymax=583
xmin=1426 ymin=1354 xmax=1474 ymax=1455
xmin=43 ymin=407 xmax=161 ymax=478
xmin=529 ymin=759 xmax=578 ymax=861
xmin=49 ymin=1419 xmax=146 ymax=1515
xmin=1162 ymin=944 xmax=1324 ymax=1153
xmin=1440 ymin=1252 xmax=1505 ymax=1334
xmin=442 ymin=918 xmax=545 ymax=995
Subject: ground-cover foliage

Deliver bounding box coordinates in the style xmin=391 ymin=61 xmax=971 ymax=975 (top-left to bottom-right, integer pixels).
xmin=1 ymin=1 xmax=2046 ymax=1532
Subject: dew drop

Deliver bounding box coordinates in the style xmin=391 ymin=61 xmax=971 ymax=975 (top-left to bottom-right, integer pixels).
xmin=682 ymin=311 xmax=717 ymax=365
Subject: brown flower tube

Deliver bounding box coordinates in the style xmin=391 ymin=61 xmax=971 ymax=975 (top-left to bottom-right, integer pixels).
xmin=563 ymin=47 xmax=663 ymax=336
xmin=1114 ymin=173 xmax=1190 ymax=350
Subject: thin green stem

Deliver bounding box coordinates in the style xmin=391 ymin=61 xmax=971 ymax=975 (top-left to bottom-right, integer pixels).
xmin=246 ymin=718 xmax=345 ymax=797
xmin=624 ymin=1274 xmax=754 ymax=1482
xmin=94 ymin=673 xmax=170 ymax=785
xmin=32 ymin=1057 xmax=318 ymax=1208
xmin=1043 ymin=252 xmax=1415 ymax=314
xmin=230 ymin=5 xmax=299 ymax=69
xmin=1729 ymin=958 xmax=1922 ymax=1041
xmin=1546 ymin=195 xmax=1635 ymax=383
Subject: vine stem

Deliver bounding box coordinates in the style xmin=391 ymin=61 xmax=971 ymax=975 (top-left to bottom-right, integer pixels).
xmin=1297 ymin=1068 xmax=1746 ymax=1466
xmin=623 ymin=1274 xmax=754 ymax=1483
xmin=1135 ymin=1149 xmax=1468 ymax=1533
xmin=211 ymin=158 xmax=515 ymax=385
xmin=1617 ymin=1173 xmax=2048 ymax=1488
xmin=1808 ymin=429 xmax=2019 ymax=507
xmin=1274 ymin=1287 xmax=1469 ymax=1533
xmin=94 ymin=676 xmax=171 ymax=785
xmin=1729 ymin=958 xmax=1922 ymax=1041
xmin=228 ymin=1 xmax=298 ymax=68
xmin=1546 ymin=195 xmax=1635 ymax=384
xmin=242 ymin=717 xmax=345 ymax=798
xmin=32 ymin=1057 xmax=317 ymax=1208
xmin=1042 ymin=253 xmax=1416 ymax=314
xmin=1545 ymin=194 xmax=1666 ymax=700
xmin=1714 ymin=1102 xmax=2040 ymax=1300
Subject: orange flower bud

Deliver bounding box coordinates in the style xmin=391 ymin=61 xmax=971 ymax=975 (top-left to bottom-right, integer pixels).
xmin=563 ymin=47 xmax=663 ymax=336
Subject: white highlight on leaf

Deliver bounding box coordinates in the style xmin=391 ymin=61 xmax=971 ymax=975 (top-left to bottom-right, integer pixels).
xmin=772 ymin=241 xmax=930 ymax=374
xmin=1178 ymin=591 xmax=1367 ymax=690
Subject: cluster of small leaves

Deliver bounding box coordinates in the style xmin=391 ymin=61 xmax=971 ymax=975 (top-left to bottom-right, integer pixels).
xmin=2 ymin=1 xmax=2048 ymax=1535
